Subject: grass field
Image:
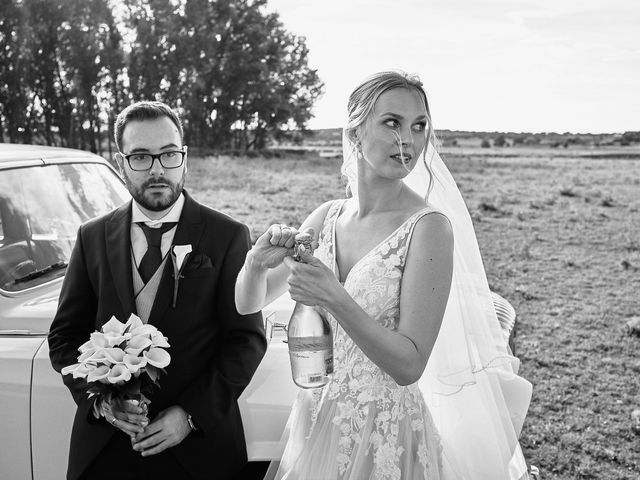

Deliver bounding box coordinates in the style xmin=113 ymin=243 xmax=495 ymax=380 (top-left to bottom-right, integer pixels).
xmin=188 ymin=148 xmax=640 ymax=479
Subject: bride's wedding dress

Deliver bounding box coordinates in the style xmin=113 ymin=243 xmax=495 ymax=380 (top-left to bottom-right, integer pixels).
xmin=270 ymin=199 xmax=444 ymax=480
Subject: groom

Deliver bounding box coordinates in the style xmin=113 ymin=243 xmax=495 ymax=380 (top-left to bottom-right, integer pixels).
xmin=48 ymin=101 xmax=267 ymax=480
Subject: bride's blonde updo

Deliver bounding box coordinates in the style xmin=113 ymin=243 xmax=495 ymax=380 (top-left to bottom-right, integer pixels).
xmin=341 ymin=70 xmax=437 ymax=200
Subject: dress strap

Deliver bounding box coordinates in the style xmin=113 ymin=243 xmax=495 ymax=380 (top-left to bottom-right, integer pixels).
xmin=400 ymin=206 xmax=449 ymax=261
xmin=318 ymin=199 xmax=347 ymax=245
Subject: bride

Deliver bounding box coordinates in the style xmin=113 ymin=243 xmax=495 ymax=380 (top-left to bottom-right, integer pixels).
xmin=236 ymin=70 xmax=532 ymax=479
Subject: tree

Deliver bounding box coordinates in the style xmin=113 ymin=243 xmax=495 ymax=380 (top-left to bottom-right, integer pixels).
xmin=0 ymin=0 xmax=30 ymax=143
xmin=621 ymin=131 xmax=640 ymax=145
xmin=171 ymin=0 xmax=323 ymax=150
xmin=123 ymin=0 xmax=179 ymax=102
xmin=481 ymin=138 xmax=491 ymax=148
xmin=216 ymin=9 xmax=323 ymax=150
xmin=1 ymin=0 xmax=324 ymax=151
xmin=512 ymin=134 xmax=526 ymax=145
xmin=493 ymin=135 xmax=506 ymax=147
xmin=68 ymin=0 xmax=124 ymax=153
xmin=22 ymin=0 xmax=71 ymax=146
xmin=121 ymin=0 xmax=323 ymax=150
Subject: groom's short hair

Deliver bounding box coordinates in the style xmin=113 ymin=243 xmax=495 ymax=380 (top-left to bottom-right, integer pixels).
xmin=114 ymin=101 xmax=184 ymax=152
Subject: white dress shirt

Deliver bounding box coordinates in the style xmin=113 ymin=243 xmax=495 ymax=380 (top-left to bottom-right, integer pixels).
xmin=130 ymin=193 xmax=186 ymax=267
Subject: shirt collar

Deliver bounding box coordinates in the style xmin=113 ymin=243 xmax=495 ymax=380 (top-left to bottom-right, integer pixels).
xmin=131 ymin=192 xmax=185 ymax=227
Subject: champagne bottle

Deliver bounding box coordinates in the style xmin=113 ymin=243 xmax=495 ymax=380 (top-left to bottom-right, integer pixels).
xmin=287 ymin=232 xmax=334 ymax=389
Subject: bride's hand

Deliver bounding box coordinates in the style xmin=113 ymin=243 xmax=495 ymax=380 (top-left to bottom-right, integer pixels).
xmin=283 ymin=251 xmax=341 ymax=308
xmin=247 ymin=224 xmax=299 ymax=270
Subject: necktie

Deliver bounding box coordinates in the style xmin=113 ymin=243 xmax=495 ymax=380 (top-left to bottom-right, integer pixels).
xmin=137 ymin=222 xmax=177 ymax=283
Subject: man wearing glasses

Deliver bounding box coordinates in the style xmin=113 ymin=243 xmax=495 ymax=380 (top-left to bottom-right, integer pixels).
xmin=48 ymin=101 xmax=267 ymax=480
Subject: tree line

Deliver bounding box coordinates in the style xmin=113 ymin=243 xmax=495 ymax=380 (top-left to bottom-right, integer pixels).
xmin=0 ymin=0 xmax=324 ymax=154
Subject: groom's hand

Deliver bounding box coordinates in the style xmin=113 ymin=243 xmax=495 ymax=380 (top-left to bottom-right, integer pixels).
xmin=103 ymin=397 xmax=148 ymax=438
xmin=131 ymin=405 xmax=191 ymax=456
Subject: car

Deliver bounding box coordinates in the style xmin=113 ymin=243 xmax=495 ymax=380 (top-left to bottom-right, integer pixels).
xmin=0 ymin=143 xmax=297 ymax=480
xmin=0 ymin=143 xmax=523 ymax=480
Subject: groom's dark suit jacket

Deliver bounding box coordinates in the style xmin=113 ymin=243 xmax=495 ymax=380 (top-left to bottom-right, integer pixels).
xmin=48 ymin=191 xmax=266 ymax=480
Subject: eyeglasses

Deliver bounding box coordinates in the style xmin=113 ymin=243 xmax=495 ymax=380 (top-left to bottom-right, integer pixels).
xmin=121 ymin=149 xmax=186 ymax=171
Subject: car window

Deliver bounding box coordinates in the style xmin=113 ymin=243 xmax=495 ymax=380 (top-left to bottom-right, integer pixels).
xmin=0 ymin=162 xmax=130 ymax=292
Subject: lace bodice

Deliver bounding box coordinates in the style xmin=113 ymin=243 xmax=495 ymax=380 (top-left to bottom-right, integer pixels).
xmin=310 ymin=199 xmax=442 ymax=478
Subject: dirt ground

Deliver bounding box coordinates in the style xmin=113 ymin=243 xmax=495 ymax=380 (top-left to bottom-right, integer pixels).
xmin=189 ymin=150 xmax=640 ymax=479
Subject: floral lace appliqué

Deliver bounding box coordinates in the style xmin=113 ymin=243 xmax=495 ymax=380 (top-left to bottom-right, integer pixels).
xmin=312 ymin=200 xmax=442 ymax=479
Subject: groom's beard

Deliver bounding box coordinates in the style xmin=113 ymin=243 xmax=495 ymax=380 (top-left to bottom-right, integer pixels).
xmin=124 ymin=173 xmax=185 ymax=212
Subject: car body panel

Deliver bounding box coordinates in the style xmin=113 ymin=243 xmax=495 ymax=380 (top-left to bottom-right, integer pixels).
xmin=238 ymin=300 xmax=297 ymax=461
xmin=0 ymin=335 xmax=44 ymax=480
xmin=23 ymin=296 xmax=297 ymax=479
xmin=0 ymin=144 xmax=104 ymax=163
xmin=31 ymin=339 xmax=74 ymax=480
xmin=0 ymin=281 xmax=61 ymax=333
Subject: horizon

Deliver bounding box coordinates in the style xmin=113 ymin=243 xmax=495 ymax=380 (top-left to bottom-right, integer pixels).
xmin=306 ymin=127 xmax=635 ymax=136
xmin=268 ymin=0 xmax=640 ymax=135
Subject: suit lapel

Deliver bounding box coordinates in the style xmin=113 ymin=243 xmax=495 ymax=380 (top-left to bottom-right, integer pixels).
xmin=105 ymin=202 xmax=136 ymax=316
xmin=148 ymin=191 xmax=205 ymax=326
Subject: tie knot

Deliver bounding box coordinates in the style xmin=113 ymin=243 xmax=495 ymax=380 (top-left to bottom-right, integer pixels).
xmin=137 ymin=222 xmax=176 ymax=248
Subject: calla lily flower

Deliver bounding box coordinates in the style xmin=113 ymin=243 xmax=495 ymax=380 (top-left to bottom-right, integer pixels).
xmin=124 ymin=314 xmax=144 ymax=332
xmin=150 ymin=331 xmax=170 ymax=348
xmin=87 ymin=365 xmax=110 ymax=383
xmin=78 ymin=347 xmax=101 ymax=363
xmin=102 ymin=347 xmax=126 ymax=364
xmin=78 ymin=339 xmax=96 ymax=353
xmin=173 ymin=244 xmax=192 ymax=271
xmin=105 ymin=332 xmax=129 ymax=347
xmin=61 ymin=363 xmax=81 ymax=376
xmin=125 ymin=335 xmax=153 ymax=355
xmin=130 ymin=324 xmax=157 ymax=336
xmin=144 ymin=348 xmax=171 ymax=368
xmin=102 ymin=316 xmax=126 ymax=336
xmin=89 ymin=331 xmax=110 ymax=348
xmin=123 ymin=354 xmax=147 ymax=374
xmin=72 ymin=363 xmax=94 ymax=379
xmin=85 ymin=348 xmax=110 ymax=364
xmin=107 ymin=364 xmax=132 ymax=384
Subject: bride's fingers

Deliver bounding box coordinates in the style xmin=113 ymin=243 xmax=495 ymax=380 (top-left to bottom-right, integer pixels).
xmin=269 ymin=224 xmax=297 ymax=247
xmin=268 ymin=224 xmax=284 ymax=245
xmin=295 ymin=247 xmax=315 ymax=263
xmin=287 ymin=283 xmax=317 ymax=306
xmin=282 ymin=227 xmax=300 ymax=249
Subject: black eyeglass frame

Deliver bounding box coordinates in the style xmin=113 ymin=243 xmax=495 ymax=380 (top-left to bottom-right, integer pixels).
xmin=120 ymin=149 xmax=187 ymax=171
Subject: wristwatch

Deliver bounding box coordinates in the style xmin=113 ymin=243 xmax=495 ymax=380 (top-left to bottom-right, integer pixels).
xmin=187 ymin=413 xmax=198 ymax=431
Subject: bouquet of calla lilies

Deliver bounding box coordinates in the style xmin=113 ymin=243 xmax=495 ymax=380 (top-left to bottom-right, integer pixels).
xmin=61 ymin=314 xmax=170 ymax=405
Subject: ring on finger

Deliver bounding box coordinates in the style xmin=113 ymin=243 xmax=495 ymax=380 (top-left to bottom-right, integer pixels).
xmin=110 ymin=417 xmax=117 ymax=425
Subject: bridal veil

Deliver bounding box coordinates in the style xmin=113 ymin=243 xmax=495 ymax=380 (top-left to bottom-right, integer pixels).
xmin=342 ymin=129 xmax=533 ymax=479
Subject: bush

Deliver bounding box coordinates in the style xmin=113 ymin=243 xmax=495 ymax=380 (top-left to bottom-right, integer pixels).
xmin=494 ymin=135 xmax=507 ymax=147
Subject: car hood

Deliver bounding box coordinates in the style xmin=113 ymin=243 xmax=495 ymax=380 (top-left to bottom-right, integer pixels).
xmin=0 ymin=281 xmax=296 ymax=336
xmin=0 ymin=280 xmax=61 ymax=334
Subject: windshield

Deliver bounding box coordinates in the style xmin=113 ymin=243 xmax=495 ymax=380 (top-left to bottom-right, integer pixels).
xmin=0 ymin=162 xmax=130 ymax=292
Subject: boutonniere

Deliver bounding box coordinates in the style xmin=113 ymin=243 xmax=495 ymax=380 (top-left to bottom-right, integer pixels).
xmin=170 ymin=244 xmax=192 ymax=308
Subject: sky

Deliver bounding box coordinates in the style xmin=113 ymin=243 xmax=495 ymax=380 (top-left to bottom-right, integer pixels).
xmin=266 ymin=0 xmax=640 ymax=134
